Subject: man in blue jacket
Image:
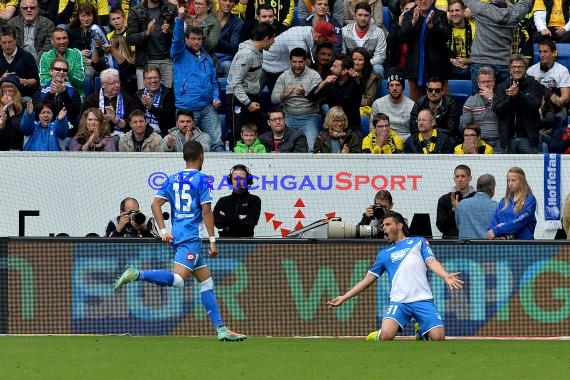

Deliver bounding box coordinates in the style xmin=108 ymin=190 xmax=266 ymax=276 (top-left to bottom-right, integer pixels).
xmin=171 ymin=6 xmax=223 ymax=152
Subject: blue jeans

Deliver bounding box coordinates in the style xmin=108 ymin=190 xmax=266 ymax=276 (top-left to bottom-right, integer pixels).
xmin=507 ymin=137 xmax=538 ymax=154
xmin=286 ymin=114 xmax=320 ymax=152
xmin=189 ymin=104 xmax=224 ymax=152
xmin=470 ymin=63 xmax=509 ymax=95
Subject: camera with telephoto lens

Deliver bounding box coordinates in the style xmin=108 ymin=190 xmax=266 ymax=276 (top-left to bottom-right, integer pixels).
xmin=128 ymin=210 xmax=146 ymax=225
xmin=327 ymin=220 xmax=383 ymax=239
xmin=372 ymin=205 xmax=385 ymax=219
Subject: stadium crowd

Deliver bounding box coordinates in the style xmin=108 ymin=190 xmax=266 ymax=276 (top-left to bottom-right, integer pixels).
xmin=1 ymin=0 xmax=570 ymax=155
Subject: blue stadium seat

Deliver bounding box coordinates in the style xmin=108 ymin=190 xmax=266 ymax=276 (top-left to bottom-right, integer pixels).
xmin=383 ymin=6 xmax=390 ymax=30
xmin=375 ymin=79 xmax=411 ymax=99
xmin=447 ymin=79 xmax=471 ymax=109
xmin=534 ymin=43 xmax=570 ymax=68
xmin=84 ymin=76 xmax=101 ymax=97
xmin=293 ymin=6 xmax=298 ymax=27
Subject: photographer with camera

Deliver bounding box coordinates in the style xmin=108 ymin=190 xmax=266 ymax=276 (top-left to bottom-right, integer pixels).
xmin=358 ymin=190 xmax=394 ymax=227
xmin=106 ymin=197 xmax=159 ymax=237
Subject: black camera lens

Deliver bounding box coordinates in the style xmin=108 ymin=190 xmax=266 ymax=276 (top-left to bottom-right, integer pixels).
xmin=373 ymin=205 xmax=385 ymax=219
xmin=129 ymin=211 xmax=146 ymax=225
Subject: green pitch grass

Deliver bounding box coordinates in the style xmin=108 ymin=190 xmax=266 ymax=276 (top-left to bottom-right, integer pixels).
xmin=1 ymin=336 xmax=569 ymax=380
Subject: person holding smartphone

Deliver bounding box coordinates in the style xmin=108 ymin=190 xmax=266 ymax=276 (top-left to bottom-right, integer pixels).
xmin=436 ymin=164 xmax=475 ymax=238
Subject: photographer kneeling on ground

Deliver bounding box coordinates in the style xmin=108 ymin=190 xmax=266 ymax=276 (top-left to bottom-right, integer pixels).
xmin=358 ymin=190 xmax=394 ymax=227
xmin=106 ymin=197 xmax=159 ymax=237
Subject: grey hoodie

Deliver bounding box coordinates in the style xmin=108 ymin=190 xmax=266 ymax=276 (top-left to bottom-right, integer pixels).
xmin=226 ymin=40 xmax=263 ymax=106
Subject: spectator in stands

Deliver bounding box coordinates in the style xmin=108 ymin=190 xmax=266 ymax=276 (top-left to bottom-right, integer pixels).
xmin=136 ymin=66 xmax=175 ymax=137
xmin=370 ymin=74 xmax=414 ymax=141
xmin=39 ymin=28 xmax=85 ymax=99
xmin=215 ymin=0 xmax=244 ymax=77
xmin=308 ymin=54 xmax=362 ymax=130
xmin=357 ymin=189 xmax=395 ymax=227
xmin=69 ymin=107 xmax=116 ymax=151
xmin=399 ymin=0 xmax=451 ymax=101
xmin=21 ymin=100 xmax=68 ymax=151
xmin=67 ymin=3 xmax=105 ymax=79
xmin=8 ymin=0 xmax=54 ymax=65
xmin=527 ymin=39 xmax=570 ymax=152
xmin=259 ymin=106 xmax=309 ymax=152
xmin=160 ymin=109 xmax=211 ymax=152
xmin=409 ymin=77 xmax=460 ymax=144
xmin=456 ymin=173 xmax=497 ymax=239
xmin=459 ymin=66 xmax=501 ymax=152
xmin=38 ymin=57 xmax=82 ymax=134
xmin=351 ymin=47 xmax=380 ymax=134
xmin=239 ymin=3 xmax=287 ymax=42
xmin=226 ymin=22 xmax=277 ymax=148
xmin=465 ymin=0 xmax=532 ymax=94
xmin=244 ymin=0 xmax=296 ymax=30
xmin=0 ymin=75 xmax=24 ymax=150
xmin=118 ymin=109 xmax=162 ymax=152
xmin=487 ymin=166 xmax=536 ymax=240
xmin=342 ymin=2 xmax=386 ymax=77
xmin=362 ymin=112 xmax=403 ymax=153
xmin=187 ymin=0 xmax=220 ymax=58
xmin=0 ymin=0 xmax=17 ymax=21
xmin=214 ymin=164 xmax=262 ymax=238
xmin=271 ymin=47 xmax=322 ymax=151
xmin=298 ymin=0 xmax=343 ymax=55
xmin=37 ymin=0 xmax=57 ymax=21
xmin=126 ymin=0 xmax=177 ymax=89
xmin=314 ymin=105 xmax=362 ymax=153
xmin=436 ymin=164 xmax=475 ymax=239
xmin=172 ymin=14 xmax=223 ymax=152
xmin=82 ymin=68 xmax=142 ymax=135
xmin=447 ymin=0 xmax=474 ymax=80
xmin=0 ymin=25 xmax=40 ymax=100
xmin=494 ymin=54 xmax=545 ymax=154
xmin=107 ymin=6 xmax=129 ymax=41
xmin=310 ymin=41 xmax=334 ymax=79
xmin=58 ymin=0 xmax=109 ymax=27
xmin=234 ymin=123 xmax=267 ymax=153
xmin=454 ymin=122 xmax=493 ymax=154
xmin=343 ymin=0 xmax=384 ymax=29
xmin=106 ymin=197 xmax=159 ymax=237
xmin=549 ymin=123 xmax=570 ymax=153
xmin=532 ymin=0 xmax=570 ymax=43
xmin=263 ymin=20 xmax=338 ymax=91
xmin=404 ymin=108 xmax=454 ymax=153
xmin=384 ymin=0 xmax=415 ymax=78
xmin=299 ymin=0 xmax=344 ymax=25
xmin=92 ymin=35 xmax=137 ymax=94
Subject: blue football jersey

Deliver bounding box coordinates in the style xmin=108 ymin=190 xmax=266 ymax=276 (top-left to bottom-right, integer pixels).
xmin=156 ymin=169 xmax=213 ymax=246
xmin=368 ymin=237 xmax=436 ymax=303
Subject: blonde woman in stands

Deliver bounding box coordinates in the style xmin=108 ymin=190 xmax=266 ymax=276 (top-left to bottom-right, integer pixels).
xmin=313 ymin=106 xmax=362 ymax=153
xmin=69 ymin=107 xmax=116 ymax=151
xmin=486 ymin=167 xmax=536 ymax=240
xmin=92 ymin=35 xmax=137 ymax=94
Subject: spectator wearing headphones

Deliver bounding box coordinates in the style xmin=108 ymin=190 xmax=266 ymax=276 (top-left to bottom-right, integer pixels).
xmin=213 ymin=165 xmax=262 ymax=237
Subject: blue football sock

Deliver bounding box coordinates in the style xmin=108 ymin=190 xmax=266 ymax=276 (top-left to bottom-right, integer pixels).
xmin=138 ymin=270 xmax=174 ymax=287
xmin=201 ymin=289 xmax=223 ymax=329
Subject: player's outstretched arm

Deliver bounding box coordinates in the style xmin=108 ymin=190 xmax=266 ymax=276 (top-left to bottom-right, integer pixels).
xmin=327 ymin=273 xmax=377 ymax=308
xmin=426 ymin=258 xmax=463 ymax=290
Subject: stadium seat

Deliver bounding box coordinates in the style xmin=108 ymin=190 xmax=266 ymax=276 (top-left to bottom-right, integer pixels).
xmin=533 ymin=43 xmax=570 ymax=68
xmin=376 ymin=79 xmax=411 ymax=99
xmin=84 ymin=76 xmax=101 ymax=97
xmin=447 ymin=79 xmax=471 ymax=109
xmin=293 ymin=6 xmax=298 ymax=27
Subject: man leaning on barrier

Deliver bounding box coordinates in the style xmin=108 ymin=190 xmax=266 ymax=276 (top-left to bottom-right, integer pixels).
xmin=106 ymin=197 xmax=159 ymax=237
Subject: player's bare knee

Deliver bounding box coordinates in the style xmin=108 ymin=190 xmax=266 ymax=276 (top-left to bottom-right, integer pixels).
xmin=428 ymin=328 xmax=445 ymax=341
xmin=200 ymin=277 xmax=214 ymax=292
xmin=379 ymin=330 xmax=397 ymax=340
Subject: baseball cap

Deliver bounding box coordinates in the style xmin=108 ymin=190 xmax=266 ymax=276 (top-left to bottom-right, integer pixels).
xmin=314 ymin=20 xmax=337 ymax=43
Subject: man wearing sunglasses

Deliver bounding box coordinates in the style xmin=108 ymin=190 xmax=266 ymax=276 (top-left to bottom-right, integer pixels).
xmin=409 ymin=76 xmax=460 ymax=146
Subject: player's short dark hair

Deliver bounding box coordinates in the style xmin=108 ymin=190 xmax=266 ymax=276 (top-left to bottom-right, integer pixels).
xmin=251 ymin=22 xmax=277 ymax=41
xmin=381 ymin=211 xmax=409 ymax=236
xmin=290 ymin=47 xmax=308 ymax=60
xmin=183 ymin=140 xmax=204 ymax=162
xmin=177 ymin=109 xmax=194 ymax=120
